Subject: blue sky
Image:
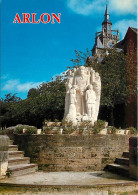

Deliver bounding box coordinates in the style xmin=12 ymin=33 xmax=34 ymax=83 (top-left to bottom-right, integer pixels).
xmin=1 ymin=0 xmax=137 ymax=99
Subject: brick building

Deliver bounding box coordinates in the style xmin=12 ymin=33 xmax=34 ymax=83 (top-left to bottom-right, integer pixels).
xmin=116 ymin=27 xmax=137 ymax=128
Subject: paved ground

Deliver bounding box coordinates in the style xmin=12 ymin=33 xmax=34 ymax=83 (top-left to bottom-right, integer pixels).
xmin=0 ymin=171 xmax=138 ymax=195
xmin=0 ymin=171 xmax=132 ymax=185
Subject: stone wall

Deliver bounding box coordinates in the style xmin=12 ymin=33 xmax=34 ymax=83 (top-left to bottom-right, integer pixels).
xmin=14 ymin=134 xmax=130 ymax=171
xmin=0 ymin=135 xmax=9 ymax=177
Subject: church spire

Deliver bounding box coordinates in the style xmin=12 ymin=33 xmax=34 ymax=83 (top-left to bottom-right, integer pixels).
xmin=102 ymin=2 xmax=112 ymax=25
xmin=92 ymin=0 xmax=119 ymax=56
xmin=104 ymin=4 xmax=109 ymax=21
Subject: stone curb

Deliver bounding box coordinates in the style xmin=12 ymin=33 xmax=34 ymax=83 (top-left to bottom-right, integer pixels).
xmin=0 ymin=181 xmax=138 ymax=189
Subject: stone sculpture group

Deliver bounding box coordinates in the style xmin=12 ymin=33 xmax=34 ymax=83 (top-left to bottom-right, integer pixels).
xmin=63 ymin=66 xmax=101 ymax=126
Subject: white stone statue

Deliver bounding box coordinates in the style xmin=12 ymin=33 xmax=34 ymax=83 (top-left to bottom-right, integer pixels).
xmin=67 ymin=87 xmax=77 ymax=121
xmin=63 ymin=66 xmax=101 ymax=126
xmin=64 ymin=70 xmax=74 ymax=118
xmin=85 ymin=85 xmax=96 ymax=125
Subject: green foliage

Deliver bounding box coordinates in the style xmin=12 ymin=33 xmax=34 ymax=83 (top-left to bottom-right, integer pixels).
xmin=6 ymin=168 xmax=12 ymax=178
xmin=62 ymin=127 xmax=76 ymax=134
xmin=100 ymin=49 xmax=127 ymax=108
xmin=38 ymin=164 xmax=43 ymax=171
xmin=62 ymin=120 xmax=76 ymax=134
xmin=120 ymin=192 xmax=128 ymax=195
xmin=1 ymin=128 xmax=14 ymax=135
xmin=24 ymin=126 xmax=37 ymax=135
xmin=78 ymin=128 xmax=84 ymax=134
xmin=27 ymin=88 xmax=40 ymax=98
xmin=126 ymin=127 xmax=137 ymax=135
xmin=44 ymin=127 xmax=60 ymax=134
xmin=91 ymin=120 xmax=106 ymax=134
xmin=0 ymin=130 xmax=2 ymax=135
xmin=3 ymin=93 xmax=22 ymax=103
xmin=107 ymin=126 xmax=117 ymax=134
xmin=14 ymin=126 xmax=25 ymax=134
xmin=54 ymin=119 xmax=59 ymax=122
xmin=79 ymin=121 xmax=92 ymax=129
xmin=62 ymin=120 xmax=73 ymax=127
xmin=70 ymin=49 xmax=91 ymax=67
xmin=1 ymin=74 xmax=66 ymax=129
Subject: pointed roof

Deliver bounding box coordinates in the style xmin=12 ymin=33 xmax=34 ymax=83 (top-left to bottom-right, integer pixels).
xmin=102 ymin=3 xmax=112 ymax=25
xmin=105 ymin=4 xmax=109 ymax=16
xmin=130 ymin=27 xmax=138 ymax=34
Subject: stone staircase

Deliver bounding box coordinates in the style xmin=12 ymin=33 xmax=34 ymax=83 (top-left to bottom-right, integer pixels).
xmin=8 ymin=140 xmax=38 ymax=177
xmin=106 ymin=151 xmax=129 ymax=177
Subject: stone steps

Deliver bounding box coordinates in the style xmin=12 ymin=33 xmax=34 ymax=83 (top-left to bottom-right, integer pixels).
xmin=115 ymin=157 xmax=129 ymax=166
xmin=8 ymin=164 xmax=38 ymax=177
xmin=9 ymin=145 xmax=18 ymax=151
xmin=107 ymin=163 xmax=129 ymax=177
xmin=122 ymin=152 xmax=129 ymax=158
xmin=8 ymin=151 xmax=24 ymax=158
xmin=8 ymin=157 xmax=30 ymax=166
xmin=8 ymin=140 xmax=38 ymax=177
xmin=9 ymin=140 xmax=14 ymax=145
xmin=106 ymin=151 xmax=129 ymax=177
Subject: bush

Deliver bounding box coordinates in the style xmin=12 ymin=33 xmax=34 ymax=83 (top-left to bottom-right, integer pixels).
xmin=14 ymin=126 xmax=25 ymax=134
xmin=62 ymin=126 xmax=76 ymax=134
xmin=1 ymin=128 xmax=14 ymax=135
xmin=126 ymin=127 xmax=137 ymax=135
xmin=24 ymin=126 xmax=37 ymax=135
xmin=107 ymin=126 xmax=117 ymax=134
xmin=62 ymin=120 xmax=73 ymax=127
xmin=79 ymin=121 xmax=92 ymax=129
xmin=54 ymin=119 xmax=59 ymax=122
xmin=0 ymin=125 xmax=38 ymax=135
xmin=91 ymin=120 xmax=106 ymax=134
xmin=62 ymin=120 xmax=77 ymax=134
xmin=44 ymin=126 xmax=61 ymax=134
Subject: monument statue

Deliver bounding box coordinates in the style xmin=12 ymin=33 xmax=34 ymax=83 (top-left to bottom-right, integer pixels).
xmin=63 ymin=66 xmax=101 ymax=126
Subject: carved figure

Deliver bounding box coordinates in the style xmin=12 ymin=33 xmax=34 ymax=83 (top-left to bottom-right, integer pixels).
xmin=85 ymin=85 xmax=96 ymax=125
xmin=63 ymin=66 xmax=101 ymax=126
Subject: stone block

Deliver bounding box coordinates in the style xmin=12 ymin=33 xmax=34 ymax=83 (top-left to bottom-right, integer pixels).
xmin=117 ymin=130 xmax=125 ymax=135
xmin=0 ymin=135 xmax=9 ymax=177
xmin=99 ymin=129 xmax=107 ymax=135
xmin=125 ymin=130 xmax=131 ymax=135
xmin=37 ymin=129 xmax=42 ymax=135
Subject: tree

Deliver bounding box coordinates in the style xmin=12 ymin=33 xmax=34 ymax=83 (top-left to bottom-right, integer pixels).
xmin=4 ymin=93 xmax=22 ymax=103
xmin=70 ymin=49 xmax=91 ymax=68
xmin=1 ymin=74 xmax=66 ymax=128
xmin=0 ymin=93 xmax=22 ymax=128
xmin=27 ymin=88 xmax=40 ymax=98
xmin=38 ymin=75 xmax=66 ymax=121
xmin=98 ymin=49 xmax=127 ymax=126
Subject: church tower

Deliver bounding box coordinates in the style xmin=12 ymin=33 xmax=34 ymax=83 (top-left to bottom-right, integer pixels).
xmin=92 ymin=3 xmax=120 ymax=57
